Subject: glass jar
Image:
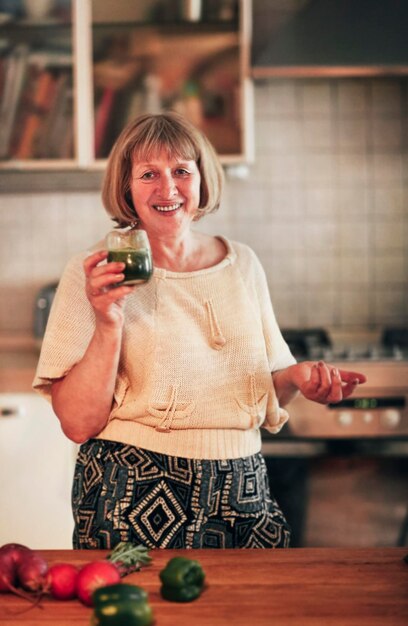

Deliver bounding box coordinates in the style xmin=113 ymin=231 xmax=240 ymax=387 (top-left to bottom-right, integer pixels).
xmin=106 ymin=229 xmax=153 ymax=285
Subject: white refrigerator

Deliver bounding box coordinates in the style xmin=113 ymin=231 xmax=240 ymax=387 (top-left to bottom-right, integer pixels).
xmin=0 ymin=393 xmax=78 ymax=549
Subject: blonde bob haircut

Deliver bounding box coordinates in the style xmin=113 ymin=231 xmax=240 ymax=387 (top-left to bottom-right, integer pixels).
xmin=102 ymin=112 xmax=224 ymax=227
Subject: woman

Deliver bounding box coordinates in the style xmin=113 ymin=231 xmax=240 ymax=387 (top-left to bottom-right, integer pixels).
xmin=33 ymin=112 xmax=366 ymax=550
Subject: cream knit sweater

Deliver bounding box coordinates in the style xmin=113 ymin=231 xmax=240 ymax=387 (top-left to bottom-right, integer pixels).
xmin=33 ymin=237 xmax=296 ymax=460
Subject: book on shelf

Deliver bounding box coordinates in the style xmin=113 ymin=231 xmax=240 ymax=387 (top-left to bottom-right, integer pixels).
xmin=36 ymin=75 xmax=73 ymax=159
xmin=0 ymin=44 xmax=30 ymax=159
xmin=0 ymin=41 xmax=75 ymax=160
xmin=94 ymin=87 xmax=116 ymax=158
xmin=0 ymin=54 xmax=8 ymax=100
xmin=12 ymin=69 xmax=56 ymax=159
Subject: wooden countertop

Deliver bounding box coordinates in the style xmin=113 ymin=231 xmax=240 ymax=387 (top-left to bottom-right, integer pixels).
xmin=1 ymin=548 xmax=407 ymax=625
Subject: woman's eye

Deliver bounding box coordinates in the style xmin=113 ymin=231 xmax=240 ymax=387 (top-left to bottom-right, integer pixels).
xmin=141 ymin=171 xmax=155 ymax=180
xmin=175 ymin=168 xmax=189 ymax=176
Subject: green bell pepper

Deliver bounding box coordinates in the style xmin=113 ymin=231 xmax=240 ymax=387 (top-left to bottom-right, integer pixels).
xmin=159 ymin=556 xmax=205 ymax=602
xmin=91 ymin=583 xmax=153 ymax=626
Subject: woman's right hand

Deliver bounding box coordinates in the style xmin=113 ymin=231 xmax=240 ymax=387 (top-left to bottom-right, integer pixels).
xmin=83 ymin=250 xmax=134 ymax=328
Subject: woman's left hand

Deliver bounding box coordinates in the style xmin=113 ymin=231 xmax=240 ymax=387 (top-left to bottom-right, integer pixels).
xmin=290 ymin=361 xmax=367 ymax=405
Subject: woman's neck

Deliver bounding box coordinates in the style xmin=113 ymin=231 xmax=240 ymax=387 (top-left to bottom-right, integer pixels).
xmin=149 ymin=231 xmax=226 ymax=273
xmin=149 ymin=231 xmax=200 ymax=272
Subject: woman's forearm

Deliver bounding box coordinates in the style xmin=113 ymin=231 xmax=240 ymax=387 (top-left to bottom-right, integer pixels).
xmin=51 ymin=323 xmax=123 ymax=443
xmin=272 ymin=365 xmax=300 ymax=407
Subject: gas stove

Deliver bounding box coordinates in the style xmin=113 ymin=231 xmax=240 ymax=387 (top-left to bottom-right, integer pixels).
xmin=275 ymin=327 xmax=408 ymax=439
xmin=304 ymin=345 xmax=408 ymax=362
xmin=281 ymin=327 xmax=408 ymax=363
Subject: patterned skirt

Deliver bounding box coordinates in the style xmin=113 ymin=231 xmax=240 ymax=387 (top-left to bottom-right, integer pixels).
xmin=72 ymin=438 xmax=291 ymax=550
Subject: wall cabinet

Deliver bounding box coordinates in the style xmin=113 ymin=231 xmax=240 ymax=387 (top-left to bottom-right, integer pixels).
xmin=0 ymin=0 xmax=252 ymax=190
xmin=251 ymin=0 xmax=408 ymax=79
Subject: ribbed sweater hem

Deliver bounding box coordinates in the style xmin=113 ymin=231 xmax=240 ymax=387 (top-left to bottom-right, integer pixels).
xmin=95 ymin=420 xmax=262 ymax=460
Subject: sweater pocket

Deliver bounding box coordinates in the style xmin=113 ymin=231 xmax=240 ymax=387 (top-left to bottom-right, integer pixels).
xmin=147 ymin=384 xmax=196 ymax=432
xmin=262 ymin=382 xmax=290 ymax=434
xmin=235 ymin=373 xmax=269 ymax=429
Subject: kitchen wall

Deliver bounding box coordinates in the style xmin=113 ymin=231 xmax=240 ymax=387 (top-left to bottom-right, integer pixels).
xmin=0 ymin=77 xmax=407 ymax=334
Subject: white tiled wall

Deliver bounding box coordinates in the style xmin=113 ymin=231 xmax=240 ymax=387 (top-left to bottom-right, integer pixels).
xmin=0 ymin=193 xmax=112 ymax=332
xmin=218 ymin=77 xmax=408 ymax=330
xmin=0 ymin=78 xmax=407 ymax=333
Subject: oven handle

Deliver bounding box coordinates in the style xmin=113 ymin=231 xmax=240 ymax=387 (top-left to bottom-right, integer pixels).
xmin=261 ymin=439 xmax=408 ymax=458
xmin=261 ymin=441 xmax=327 ymax=458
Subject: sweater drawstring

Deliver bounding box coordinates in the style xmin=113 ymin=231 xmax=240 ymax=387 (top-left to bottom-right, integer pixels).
xmin=235 ymin=373 xmax=265 ymax=428
xmin=155 ymin=384 xmax=179 ymax=432
xmin=250 ymin=373 xmax=261 ymax=427
xmin=248 ymin=373 xmax=264 ymax=428
xmin=205 ymin=300 xmax=226 ymax=350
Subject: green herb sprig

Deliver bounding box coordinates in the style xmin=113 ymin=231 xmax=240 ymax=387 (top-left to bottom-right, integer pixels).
xmin=107 ymin=542 xmax=152 ymax=577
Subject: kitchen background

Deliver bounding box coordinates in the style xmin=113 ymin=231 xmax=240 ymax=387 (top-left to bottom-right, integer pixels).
xmin=0 ymin=0 xmax=407 ymax=334
xmin=0 ymin=0 xmax=407 ymax=549
xmin=1 ymin=79 xmax=407 ymax=333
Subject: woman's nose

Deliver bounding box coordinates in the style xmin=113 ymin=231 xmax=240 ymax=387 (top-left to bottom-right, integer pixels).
xmin=158 ymin=174 xmax=177 ymax=197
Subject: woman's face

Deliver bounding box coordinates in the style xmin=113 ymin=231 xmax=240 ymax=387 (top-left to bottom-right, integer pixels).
xmin=129 ymin=149 xmax=201 ymax=238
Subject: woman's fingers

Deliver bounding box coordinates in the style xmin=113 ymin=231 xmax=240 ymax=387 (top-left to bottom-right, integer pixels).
xmin=306 ymin=362 xmax=333 ymax=402
xmin=325 ymin=367 xmax=343 ymax=403
xmin=82 ymin=249 xmax=135 ymax=327
xmin=93 ymin=284 xmax=134 ymax=303
xmin=83 ymin=249 xmax=127 ymax=298
xmin=89 ymin=270 xmax=125 ymax=295
xmin=338 ymin=369 xmax=367 ymax=385
xmin=338 ymin=369 xmax=367 ymax=398
xmin=309 ymin=363 xmax=320 ymax=389
xmin=316 ymin=361 xmax=331 ymax=392
xmin=303 ymin=362 xmax=366 ymax=404
xmin=83 ymin=250 xmax=108 ymax=276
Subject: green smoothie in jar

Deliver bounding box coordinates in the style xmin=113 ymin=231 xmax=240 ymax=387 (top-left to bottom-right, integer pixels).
xmin=106 ymin=229 xmax=153 ymax=285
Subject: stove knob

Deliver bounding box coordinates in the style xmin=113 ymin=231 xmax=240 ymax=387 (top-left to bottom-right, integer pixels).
xmin=337 ymin=411 xmax=353 ymax=427
xmin=380 ymin=410 xmax=401 ymax=429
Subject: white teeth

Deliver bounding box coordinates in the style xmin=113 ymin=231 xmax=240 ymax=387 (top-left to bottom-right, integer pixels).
xmin=153 ymin=203 xmax=181 ymax=212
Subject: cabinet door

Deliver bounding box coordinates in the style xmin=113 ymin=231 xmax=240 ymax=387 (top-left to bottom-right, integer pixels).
xmin=0 ymin=0 xmax=74 ymax=166
xmin=0 ymin=393 xmax=77 ymax=549
xmin=90 ymin=0 xmax=252 ymax=164
xmin=0 ymin=0 xmax=252 ymax=183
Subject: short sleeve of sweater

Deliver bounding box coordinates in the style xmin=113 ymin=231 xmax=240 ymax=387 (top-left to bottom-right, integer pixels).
xmin=32 ymin=251 xmax=96 ymax=401
xmin=233 ymin=241 xmax=296 ymax=372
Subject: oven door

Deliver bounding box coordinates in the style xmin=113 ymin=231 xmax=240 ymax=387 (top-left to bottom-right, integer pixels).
xmin=262 ymin=428 xmax=408 ymax=548
xmin=262 ymin=424 xmax=322 ymax=547
xmin=262 ymin=358 xmax=408 ymax=547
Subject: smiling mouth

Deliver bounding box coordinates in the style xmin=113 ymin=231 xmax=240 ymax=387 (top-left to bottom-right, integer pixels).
xmin=152 ymin=203 xmax=182 ymax=213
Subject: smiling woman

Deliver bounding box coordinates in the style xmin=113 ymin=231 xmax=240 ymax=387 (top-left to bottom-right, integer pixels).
xmin=32 ymin=112 xmax=365 ymax=551
xmin=102 ymin=112 xmax=223 ymax=230
xmin=128 ymin=150 xmax=202 ymax=245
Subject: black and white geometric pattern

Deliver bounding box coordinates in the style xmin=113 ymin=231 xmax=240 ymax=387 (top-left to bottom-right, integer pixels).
xmin=72 ymin=439 xmax=291 ymax=550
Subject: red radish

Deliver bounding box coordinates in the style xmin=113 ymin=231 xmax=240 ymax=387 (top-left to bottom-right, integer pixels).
xmin=0 ymin=544 xmax=31 ymax=577
xmin=47 ymin=563 xmax=79 ymax=600
xmin=17 ymin=553 xmax=48 ymax=593
xmin=0 ymin=558 xmax=16 ymax=593
xmin=76 ymin=561 xmax=121 ymax=607
xmin=0 ymin=543 xmax=42 ymax=603
xmin=0 ymin=544 xmax=32 ymax=592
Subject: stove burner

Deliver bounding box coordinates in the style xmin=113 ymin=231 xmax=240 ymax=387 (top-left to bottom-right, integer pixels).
xmin=382 ymin=327 xmax=408 ymax=349
xmin=305 ymin=345 xmax=408 ymax=362
xmin=281 ymin=328 xmax=331 ymax=359
xmin=282 ymin=327 xmax=408 ymax=362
